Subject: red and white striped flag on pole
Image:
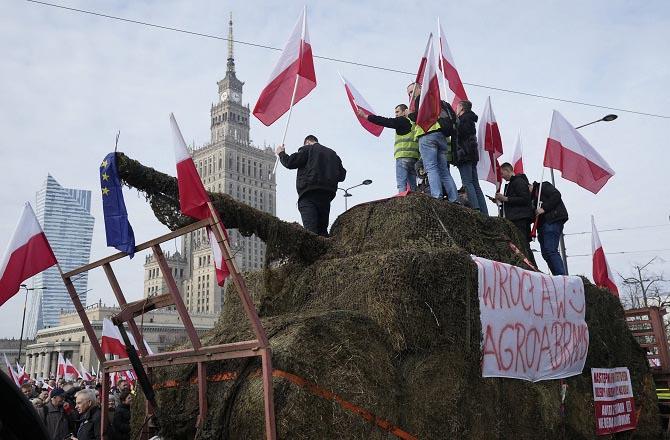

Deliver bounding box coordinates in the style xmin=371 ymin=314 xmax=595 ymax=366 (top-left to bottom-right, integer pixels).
xmin=338 ymin=73 xmax=383 ymax=137
xmin=592 ymin=216 xmax=619 ymax=296
xmin=544 ymin=110 xmax=615 ymax=193
xmin=512 ymin=131 xmax=524 ymax=175
xmin=4 ymin=353 xmax=19 ymax=386
xmin=0 ymin=202 xmax=57 ymax=307
xmin=416 ymin=36 xmax=441 ymax=133
xmin=101 ymin=318 xmax=154 ymax=358
xmin=56 ymin=353 xmax=66 ymax=380
xmin=79 ymin=362 xmax=93 ymax=381
xmin=437 ymin=18 xmax=468 ymax=110
xmin=409 ymin=33 xmax=433 ymax=112
xmin=476 ymin=97 xmax=504 ymax=187
xmin=171 ymin=114 xmax=230 ymax=285
xmin=15 ymin=362 xmax=29 ymax=385
xmin=253 ymin=7 xmax=316 ymax=127
xmin=64 ymin=358 xmax=80 ymax=381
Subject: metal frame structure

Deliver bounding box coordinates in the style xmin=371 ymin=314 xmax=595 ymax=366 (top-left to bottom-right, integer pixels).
xmin=58 ymin=204 xmax=277 ymax=439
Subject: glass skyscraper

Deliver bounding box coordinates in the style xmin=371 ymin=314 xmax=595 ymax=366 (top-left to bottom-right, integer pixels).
xmin=27 ymin=174 xmax=94 ymax=336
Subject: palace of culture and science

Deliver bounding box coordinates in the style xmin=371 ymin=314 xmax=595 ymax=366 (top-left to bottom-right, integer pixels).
xmin=143 ymin=17 xmax=276 ymax=315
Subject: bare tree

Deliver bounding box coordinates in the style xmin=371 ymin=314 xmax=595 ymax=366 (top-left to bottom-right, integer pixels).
xmin=619 ymin=257 xmax=669 ymax=310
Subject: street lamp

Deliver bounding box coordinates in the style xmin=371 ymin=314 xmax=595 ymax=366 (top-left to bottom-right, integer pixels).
xmin=16 ymin=284 xmax=47 ymax=365
xmin=338 ymin=179 xmax=373 ymax=211
xmin=555 ymin=114 xmax=618 ymax=274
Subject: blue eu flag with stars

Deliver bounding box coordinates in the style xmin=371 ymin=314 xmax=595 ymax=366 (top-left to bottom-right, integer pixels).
xmin=100 ymin=152 xmax=135 ymax=257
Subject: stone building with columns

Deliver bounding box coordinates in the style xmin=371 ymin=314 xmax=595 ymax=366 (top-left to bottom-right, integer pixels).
xmin=24 ymin=301 xmax=217 ymax=379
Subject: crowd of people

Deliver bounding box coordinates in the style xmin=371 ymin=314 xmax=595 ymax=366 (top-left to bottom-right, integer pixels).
xmin=277 ymin=82 xmax=569 ymax=275
xmin=20 ymin=376 xmax=133 ymax=440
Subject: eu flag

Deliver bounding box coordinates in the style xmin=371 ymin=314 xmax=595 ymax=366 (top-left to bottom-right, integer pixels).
xmin=100 ymin=152 xmax=136 ymax=257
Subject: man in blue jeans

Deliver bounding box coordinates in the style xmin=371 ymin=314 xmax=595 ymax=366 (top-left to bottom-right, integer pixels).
xmin=454 ymin=100 xmax=489 ymax=215
xmin=530 ymin=180 xmax=569 ymax=275
xmin=407 ymin=82 xmax=458 ymax=201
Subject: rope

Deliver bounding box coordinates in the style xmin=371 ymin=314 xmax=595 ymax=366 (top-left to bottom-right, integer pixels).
xmin=152 ymin=369 xmax=418 ymax=440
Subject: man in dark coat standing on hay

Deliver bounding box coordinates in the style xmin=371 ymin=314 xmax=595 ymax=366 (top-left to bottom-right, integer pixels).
xmin=276 ymin=135 xmax=347 ymax=236
xmin=530 ymin=180 xmax=569 ymax=275
xmin=495 ymin=163 xmax=536 ymax=267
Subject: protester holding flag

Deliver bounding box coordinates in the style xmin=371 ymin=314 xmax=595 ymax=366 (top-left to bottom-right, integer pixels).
xmin=357 ymin=104 xmax=420 ymax=192
xmin=495 ymin=163 xmax=535 ymax=266
xmin=530 ymin=180 xmax=569 ymax=275
xmin=276 ymin=135 xmax=346 ymax=236
xmin=453 ymin=100 xmax=488 ymax=214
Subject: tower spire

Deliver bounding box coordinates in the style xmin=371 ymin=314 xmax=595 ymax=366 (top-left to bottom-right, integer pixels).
xmin=227 ymin=12 xmax=235 ymax=74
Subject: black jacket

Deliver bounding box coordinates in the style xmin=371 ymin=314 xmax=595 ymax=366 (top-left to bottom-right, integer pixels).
xmin=454 ymin=110 xmax=479 ymax=165
xmin=75 ymin=405 xmax=101 ymax=440
xmin=366 ymin=115 xmax=411 ymax=135
xmin=502 ymin=174 xmax=533 ymax=221
xmin=531 ymin=181 xmax=569 ymax=227
xmin=279 ymin=143 xmax=347 ymax=199
xmin=110 ymin=402 xmax=130 ymax=440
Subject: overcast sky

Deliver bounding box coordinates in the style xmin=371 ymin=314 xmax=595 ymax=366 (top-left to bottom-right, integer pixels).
xmin=1 ymin=0 xmax=669 ymax=338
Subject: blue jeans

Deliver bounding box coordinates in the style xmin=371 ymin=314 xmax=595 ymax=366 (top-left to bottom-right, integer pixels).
xmin=418 ymin=132 xmax=457 ymax=201
xmin=538 ymin=221 xmax=565 ymax=275
xmin=395 ymin=158 xmax=418 ymax=193
xmin=457 ymin=162 xmax=489 ymax=215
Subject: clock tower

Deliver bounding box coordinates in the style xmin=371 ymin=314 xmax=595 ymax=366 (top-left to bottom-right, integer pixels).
xmin=211 ymin=14 xmax=249 ymax=145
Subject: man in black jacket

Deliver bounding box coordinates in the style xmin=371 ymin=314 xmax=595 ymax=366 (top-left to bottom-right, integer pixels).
xmin=454 ymin=100 xmax=488 ymax=214
xmin=277 ymin=135 xmax=347 ymax=236
xmin=530 ymin=181 xmax=569 ymax=275
xmin=495 ymin=163 xmax=535 ymax=266
xmin=71 ymin=388 xmax=101 ymax=440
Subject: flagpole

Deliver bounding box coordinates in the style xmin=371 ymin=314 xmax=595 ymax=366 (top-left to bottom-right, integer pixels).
xmin=437 ymin=18 xmax=449 ymax=103
xmin=271 ymin=6 xmax=306 ymax=178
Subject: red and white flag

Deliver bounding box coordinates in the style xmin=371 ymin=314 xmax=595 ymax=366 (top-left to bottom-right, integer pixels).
xmin=101 ymin=318 xmax=154 ymax=358
xmin=416 ymin=37 xmax=441 ymax=133
xmin=79 ymin=362 xmax=93 ymax=381
xmin=64 ymin=359 xmax=80 ymax=380
xmin=4 ymin=353 xmax=19 ymax=386
xmin=15 ymin=362 xmax=30 ymax=385
xmin=476 ymin=97 xmax=504 ymax=186
xmin=171 ymin=114 xmax=230 ymax=284
xmin=437 ymin=18 xmax=468 ymax=109
xmin=512 ymin=132 xmax=524 ymax=175
xmin=339 ymin=73 xmax=383 ymax=137
xmin=591 ymin=216 xmax=619 ymax=296
xmin=56 ymin=353 xmax=66 ymax=380
xmin=409 ymin=33 xmax=433 ymax=112
xmin=544 ymin=110 xmax=615 ymax=193
xmin=0 ymin=202 xmax=57 ymax=307
xmin=253 ymin=7 xmax=316 ymax=126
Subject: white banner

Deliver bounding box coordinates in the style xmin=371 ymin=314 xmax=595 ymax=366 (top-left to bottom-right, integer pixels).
xmin=472 ymin=256 xmax=589 ymax=381
xmin=591 ymin=367 xmax=637 ymax=435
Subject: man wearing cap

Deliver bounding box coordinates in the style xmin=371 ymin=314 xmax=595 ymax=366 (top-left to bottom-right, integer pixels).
xmin=42 ymin=388 xmax=75 ymax=440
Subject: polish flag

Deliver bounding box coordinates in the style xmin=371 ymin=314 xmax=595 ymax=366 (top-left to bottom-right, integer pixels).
xmin=0 ymin=202 xmax=57 ymax=307
xmin=416 ymin=37 xmax=441 ymax=133
xmin=437 ymin=18 xmax=468 ymax=109
xmin=544 ymin=110 xmax=615 ymax=194
xmin=15 ymin=362 xmax=30 ymax=385
xmin=101 ymin=318 xmax=154 ymax=358
xmin=512 ymin=132 xmax=524 ymax=175
xmin=253 ymin=8 xmax=316 ymax=126
xmin=4 ymin=354 xmax=20 ymax=386
xmin=592 ymin=216 xmax=619 ymax=296
xmin=56 ymin=353 xmax=66 ymax=380
xmin=79 ymin=362 xmax=93 ymax=381
xmin=171 ymin=114 xmax=211 ymax=221
xmin=338 ymin=73 xmax=383 ymax=137
xmin=476 ymin=97 xmax=504 ymax=186
xmin=410 ymin=33 xmax=433 ymax=112
xmin=171 ymin=114 xmax=230 ymax=284
xmin=64 ymin=359 xmax=80 ymax=380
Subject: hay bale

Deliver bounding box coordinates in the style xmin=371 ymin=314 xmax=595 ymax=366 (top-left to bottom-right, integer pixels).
xmin=116 ymin=157 xmax=659 ymax=439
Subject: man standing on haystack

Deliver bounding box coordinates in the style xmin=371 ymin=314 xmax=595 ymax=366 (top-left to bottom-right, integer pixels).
xmin=276 ymin=135 xmax=347 ymax=237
